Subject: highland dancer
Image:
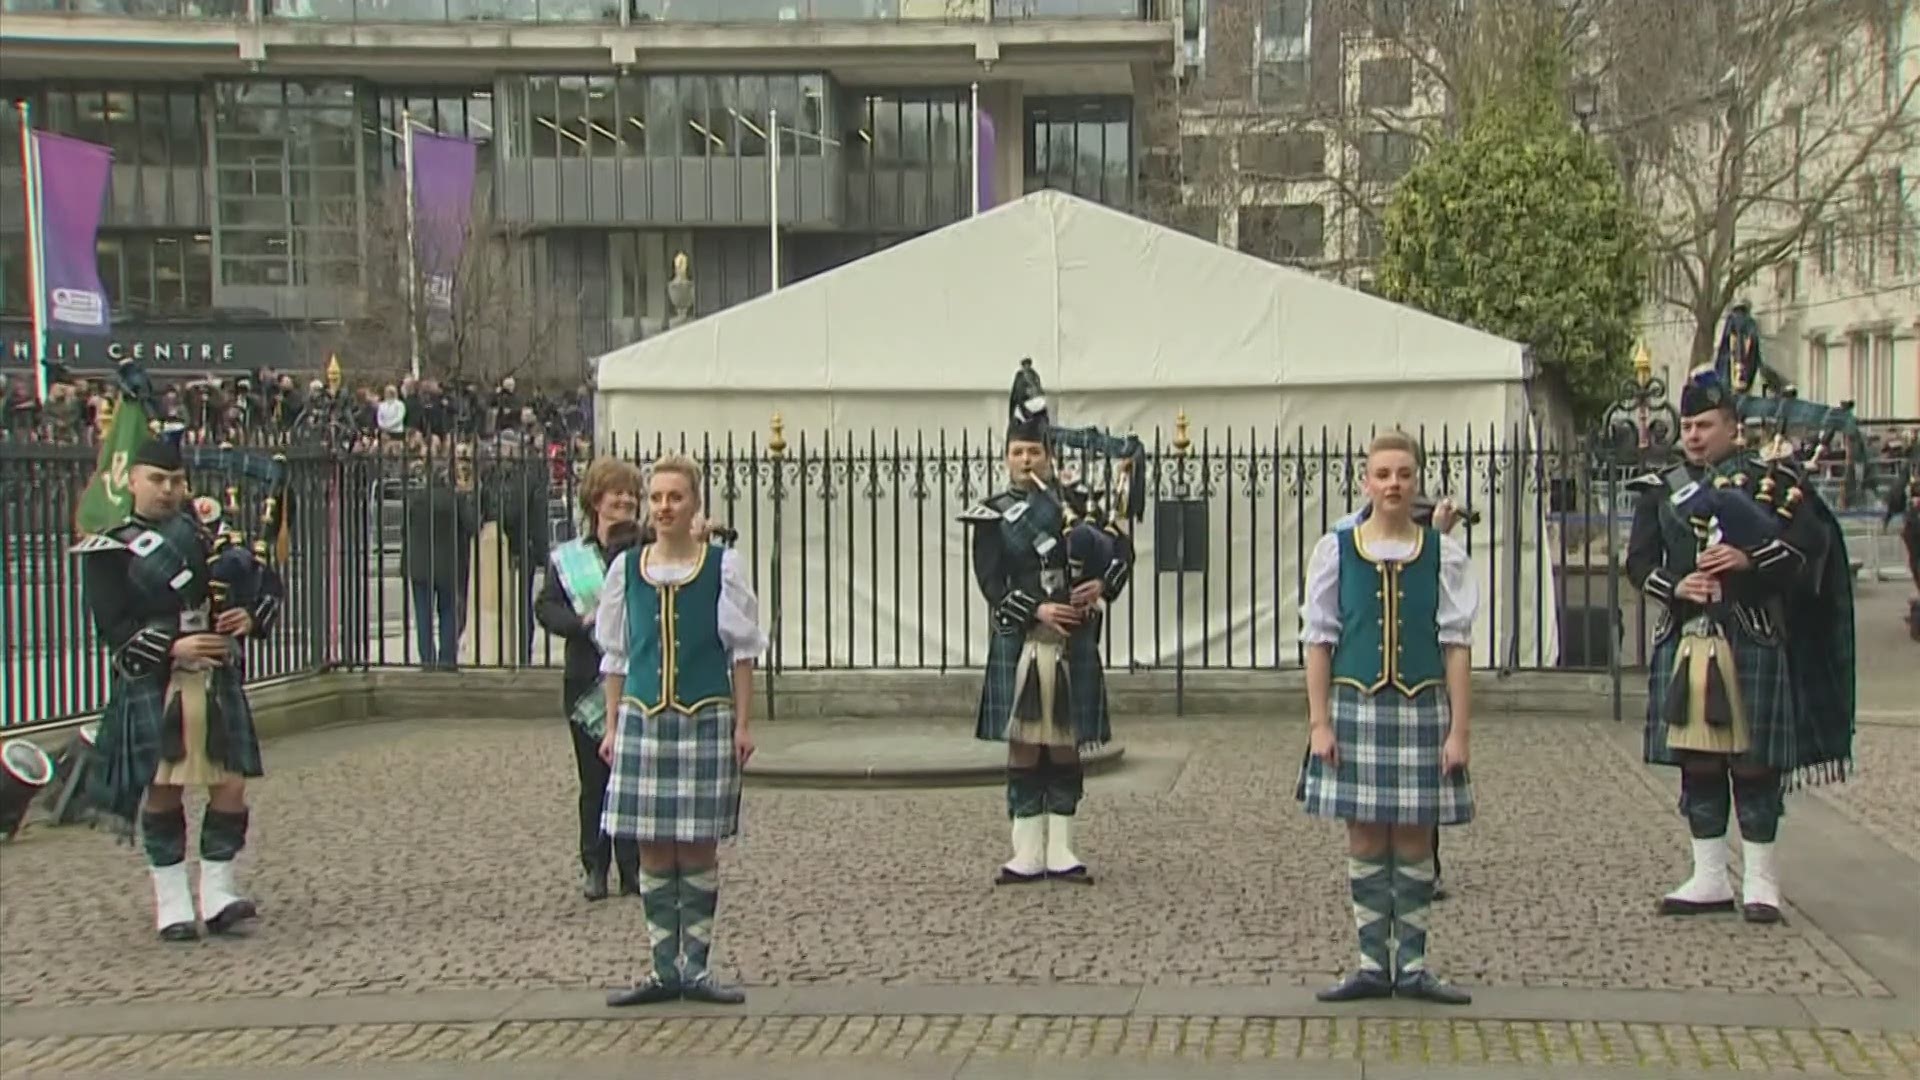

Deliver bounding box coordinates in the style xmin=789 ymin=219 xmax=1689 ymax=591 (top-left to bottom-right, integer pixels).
xmin=79 ymin=437 xmax=282 ymax=942
xmin=1626 ymin=369 xmax=1855 ymax=923
xmin=1298 ymin=431 xmax=1475 ymax=1004
xmin=534 ymin=457 xmax=646 ymax=901
xmin=596 ymin=454 xmax=766 ymax=1005
xmin=960 ymin=360 xmax=1140 ymax=886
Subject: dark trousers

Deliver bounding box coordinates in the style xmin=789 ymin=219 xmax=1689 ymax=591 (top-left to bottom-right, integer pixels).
xmin=411 ymin=580 xmax=458 ymax=667
xmin=567 ymin=719 xmax=635 ymax=879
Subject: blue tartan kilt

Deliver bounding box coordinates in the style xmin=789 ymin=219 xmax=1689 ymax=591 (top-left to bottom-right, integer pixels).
xmin=973 ymin=617 xmax=1113 ymax=751
xmin=1644 ymin=618 xmax=1796 ymax=771
xmin=601 ymin=700 xmax=741 ymax=843
xmin=1294 ymin=683 xmax=1474 ymax=826
xmin=88 ymin=666 xmax=264 ymax=830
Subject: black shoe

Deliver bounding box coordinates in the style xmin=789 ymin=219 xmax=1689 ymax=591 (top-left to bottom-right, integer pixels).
xmin=1658 ymin=896 xmax=1736 ymax=916
xmin=582 ymin=866 xmax=609 ymax=902
xmin=158 ymin=921 xmax=200 ymax=943
xmin=1315 ymin=969 xmax=1394 ymax=1002
xmin=1395 ymin=970 xmax=1471 ymax=1005
xmin=606 ymin=973 xmax=680 ymax=1007
xmin=1432 ymin=881 xmax=1450 ymax=902
xmin=995 ymin=865 xmax=1046 ymax=886
xmin=1743 ymin=902 xmax=1784 ymax=924
xmin=204 ymin=900 xmax=257 ymax=936
xmin=1048 ymin=864 xmax=1095 ymax=885
xmin=680 ymin=972 xmax=746 ymax=1005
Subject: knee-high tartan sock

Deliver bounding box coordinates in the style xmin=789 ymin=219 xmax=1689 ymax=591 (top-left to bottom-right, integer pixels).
xmin=200 ymin=807 xmax=249 ymax=862
xmin=639 ymin=869 xmax=681 ymax=981
xmin=680 ymin=867 xmax=720 ymax=979
xmin=1731 ymin=772 xmax=1784 ymax=843
xmin=1681 ymin=768 xmax=1733 ymax=839
xmin=141 ymin=806 xmax=188 ymax=868
xmin=1393 ymin=856 xmax=1439 ymax=977
xmin=1347 ymin=854 xmax=1393 ymax=974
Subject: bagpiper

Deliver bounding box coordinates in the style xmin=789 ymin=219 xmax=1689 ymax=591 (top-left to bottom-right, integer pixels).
xmin=77 ymin=433 xmax=284 ymax=942
xmin=1626 ymin=368 xmax=1855 ymax=924
xmin=960 ymin=359 xmax=1143 ymax=886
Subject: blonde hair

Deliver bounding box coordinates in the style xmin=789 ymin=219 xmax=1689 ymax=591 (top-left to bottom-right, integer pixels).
xmin=648 ymin=453 xmax=704 ymax=507
xmin=1367 ymin=430 xmax=1420 ymax=461
xmin=578 ymin=456 xmax=644 ymax=532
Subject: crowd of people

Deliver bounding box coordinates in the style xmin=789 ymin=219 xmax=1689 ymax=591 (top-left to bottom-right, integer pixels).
xmin=1 ymin=368 xmax=594 ymax=452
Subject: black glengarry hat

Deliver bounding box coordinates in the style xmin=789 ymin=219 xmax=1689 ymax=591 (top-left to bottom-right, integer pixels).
xmin=130 ymin=437 xmax=185 ymax=473
xmin=1006 ymin=358 xmax=1050 ymax=444
xmin=1680 ymin=367 xmax=1735 ymax=419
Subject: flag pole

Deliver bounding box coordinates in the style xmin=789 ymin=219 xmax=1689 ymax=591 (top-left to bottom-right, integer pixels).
xmin=970 ymin=82 xmax=981 ymax=217
xmin=769 ymin=107 xmax=781 ymax=293
xmin=401 ymin=110 xmax=422 ymax=380
xmin=17 ymin=100 xmax=50 ymax=404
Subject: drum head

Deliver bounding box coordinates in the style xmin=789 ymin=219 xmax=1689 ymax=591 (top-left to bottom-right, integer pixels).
xmin=1 ymin=741 xmax=54 ymax=787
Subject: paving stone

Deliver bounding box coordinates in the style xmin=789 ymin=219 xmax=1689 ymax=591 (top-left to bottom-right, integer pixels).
xmin=0 ymin=715 xmax=1900 ymax=1010
xmin=1812 ymin=724 xmax=1920 ymax=862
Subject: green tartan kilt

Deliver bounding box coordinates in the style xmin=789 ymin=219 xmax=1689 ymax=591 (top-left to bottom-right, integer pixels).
xmin=974 ymin=618 xmax=1113 ymax=751
xmin=88 ymin=667 xmax=264 ymax=830
xmin=1644 ymin=618 xmax=1796 ymax=772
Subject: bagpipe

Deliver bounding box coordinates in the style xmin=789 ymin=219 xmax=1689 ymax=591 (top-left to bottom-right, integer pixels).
xmin=1047 ymin=424 xmax=1146 ymax=594
xmin=1712 ymin=305 xmax=1875 ymax=499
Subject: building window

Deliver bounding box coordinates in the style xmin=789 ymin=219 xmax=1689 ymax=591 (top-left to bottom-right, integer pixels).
xmin=500 ymin=73 xmax=827 ymax=163
xmin=1869 ymin=332 xmax=1895 ymax=419
xmin=1368 ymin=0 xmax=1407 ymax=33
xmin=28 ymin=84 xmax=210 ymax=229
xmin=96 ymin=233 xmax=214 ymax=317
xmin=1356 ymin=214 xmax=1384 ymax=261
xmin=1256 ymin=0 xmax=1311 ymax=108
xmin=1239 ymin=203 xmax=1324 ymax=263
xmin=1182 ymin=134 xmax=1225 ymax=176
xmin=1359 ymin=59 xmax=1413 ymax=108
xmin=373 ymin=87 xmax=495 ymax=174
xmin=1357 ymin=131 xmax=1416 ymax=182
xmin=1847 ymin=332 xmax=1869 ymax=407
xmin=1024 ymin=96 xmax=1133 ymax=208
xmin=847 ymin=89 xmax=973 ymax=231
xmin=1241 ymin=131 xmax=1324 ymax=178
xmin=1805 ymin=338 xmax=1829 ymax=402
xmin=211 ymin=80 xmax=361 ymax=290
xmin=1814 ymin=222 xmax=1836 ymax=276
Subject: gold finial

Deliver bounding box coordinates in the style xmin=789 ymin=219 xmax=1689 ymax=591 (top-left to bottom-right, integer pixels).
xmin=1632 ymin=342 xmax=1653 ymax=387
xmin=768 ymin=411 xmax=787 ymax=457
xmin=1172 ymin=409 xmax=1191 ymax=455
xmin=326 ymin=354 xmax=344 ymax=392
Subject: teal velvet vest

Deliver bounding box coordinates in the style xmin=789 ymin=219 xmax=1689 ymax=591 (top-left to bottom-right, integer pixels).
xmin=622 ymin=543 xmax=732 ymax=716
xmin=1330 ymin=526 xmax=1446 ymax=696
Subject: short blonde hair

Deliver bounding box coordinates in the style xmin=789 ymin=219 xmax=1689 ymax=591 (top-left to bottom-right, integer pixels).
xmin=578 ymin=456 xmax=644 ymax=531
xmin=648 ymin=453 xmax=704 ymax=506
xmin=1367 ymin=430 xmax=1420 ymax=461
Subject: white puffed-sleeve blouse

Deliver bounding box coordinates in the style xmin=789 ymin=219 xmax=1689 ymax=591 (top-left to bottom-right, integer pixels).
xmin=595 ymin=545 xmax=769 ymax=676
xmin=1300 ymin=529 xmax=1478 ymax=649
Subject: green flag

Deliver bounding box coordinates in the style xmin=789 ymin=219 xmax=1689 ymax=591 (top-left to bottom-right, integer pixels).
xmin=74 ymin=396 xmax=149 ymax=537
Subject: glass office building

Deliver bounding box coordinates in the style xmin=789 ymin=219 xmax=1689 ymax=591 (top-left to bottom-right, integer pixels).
xmin=0 ymin=4 xmax=1160 ymax=378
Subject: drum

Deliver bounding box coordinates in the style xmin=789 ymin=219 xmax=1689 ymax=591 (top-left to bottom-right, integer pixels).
xmin=0 ymin=740 xmax=56 ymax=840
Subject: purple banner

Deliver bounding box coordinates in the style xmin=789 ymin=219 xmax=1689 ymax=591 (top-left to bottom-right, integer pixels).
xmin=977 ymin=110 xmax=997 ymax=212
xmin=409 ymin=130 xmax=480 ymax=325
xmin=31 ymin=132 xmax=114 ymax=337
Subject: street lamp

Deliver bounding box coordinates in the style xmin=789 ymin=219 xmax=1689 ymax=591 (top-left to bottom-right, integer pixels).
xmin=1572 ymin=81 xmax=1599 ymax=134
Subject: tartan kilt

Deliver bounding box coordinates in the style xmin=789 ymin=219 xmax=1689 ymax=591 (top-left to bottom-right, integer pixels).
xmin=1294 ymin=683 xmax=1473 ymax=825
xmin=88 ymin=666 xmax=263 ymax=831
xmin=1644 ymin=617 xmax=1796 ymax=771
xmin=974 ymin=617 xmax=1113 ymax=751
xmin=601 ymin=700 xmax=741 ymax=843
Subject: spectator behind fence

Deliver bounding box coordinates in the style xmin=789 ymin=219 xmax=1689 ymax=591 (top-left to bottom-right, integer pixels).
xmin=491 ymin=437 xmax=553 ymax=664
xmin=403 ymin=462 xmax=478 ymax=671
xmin=377 ymin=386 xmax=407 ymax=440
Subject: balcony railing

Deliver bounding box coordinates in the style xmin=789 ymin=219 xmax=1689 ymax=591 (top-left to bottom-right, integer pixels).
xmin=0 ymin=0 xmax=1151 ymax=22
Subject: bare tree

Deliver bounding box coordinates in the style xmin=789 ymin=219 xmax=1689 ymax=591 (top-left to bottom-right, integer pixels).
xmin=1600 ymin=0 xmax=1918 ymax=367
xmin=335 ymin=186 xmax=579 ymax=389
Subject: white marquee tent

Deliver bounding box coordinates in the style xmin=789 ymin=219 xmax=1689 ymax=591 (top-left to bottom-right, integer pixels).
xmin=596 ymin=190 xmax=1562 ymax=672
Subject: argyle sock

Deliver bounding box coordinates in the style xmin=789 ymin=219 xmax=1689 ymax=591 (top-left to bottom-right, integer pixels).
xmin=1393 ymin=855 xmax=1438 ymax=977
xmin=1680 ymin=768 xmax=1733 ymax=839
xmin=1732 ymin=772 xmax=1784 ymax=843
xmin=199 ymin=807 xmax=249 ymax=862
xmin=639 ymin=869 xmax=681 ymax=982
xmin=680 ymin=867 xmax=720 ymax=979
xmin=1348 ymin=854 xmax=1393 ymax=974
xmin=140 ymin=805 xmax=188 ymax=869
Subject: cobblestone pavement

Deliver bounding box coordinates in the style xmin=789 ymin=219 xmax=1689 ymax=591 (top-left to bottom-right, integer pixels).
xmin=6 ymin=1016 xmax=1920 ymax=1077
xmin=1810 ymin=722 xmax=1920 ymax=863
xmin=0 ymin=711 xmax=1893 ymax=1010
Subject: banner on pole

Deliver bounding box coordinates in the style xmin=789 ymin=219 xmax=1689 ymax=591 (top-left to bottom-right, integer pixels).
xmin=74 ymin=393 xmax=149 ymax=536
xmin=31 ymin=132 xmax=114 ymax=338
xmin=409 ymin=131 xmax=480 ymax=328
xmin=977 ymin=110 xmax=997 ymax=212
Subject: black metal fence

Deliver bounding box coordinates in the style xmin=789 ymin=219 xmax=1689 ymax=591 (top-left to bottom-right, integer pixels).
xmin=2 ymin=425 xmax=1907 ymax=728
